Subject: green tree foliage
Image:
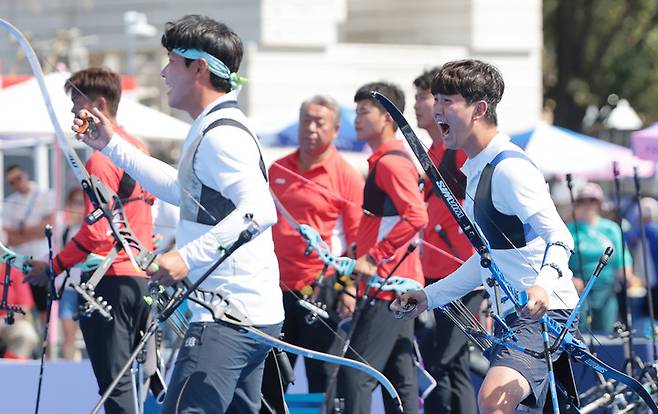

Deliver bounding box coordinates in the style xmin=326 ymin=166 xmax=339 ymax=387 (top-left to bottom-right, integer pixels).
xmin=544 ymin=0 xmax=658 ymax=131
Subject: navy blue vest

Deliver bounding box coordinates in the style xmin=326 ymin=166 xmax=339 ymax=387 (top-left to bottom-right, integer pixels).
xmin=473 ymin=150 xmax=538 ymax=250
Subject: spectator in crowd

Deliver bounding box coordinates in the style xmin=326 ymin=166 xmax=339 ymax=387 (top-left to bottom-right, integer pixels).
xmin=56 ymin=188 xmax=85 ymax=360
xmin=625 ymin=196 xmax=658 ymax=322
xmin=567 ymin=182 xmax=633 ymax=333
xmin=3 ymin=165 xmax=55 ymax=328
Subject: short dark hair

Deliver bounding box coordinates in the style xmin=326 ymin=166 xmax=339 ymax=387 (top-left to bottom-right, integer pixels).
xmin=413 ymin=67 xmax=441 ymax=91
xmin=65 ymin=68 xmax=122 ymax=117
xmin=431 ymin=59 xmax=504 ymax=125
xmin=354 ymin=81 xmax=405 ymax=131
xmin=4 ymin=165 xmax=24 ymax=176
xmin=161 ymin=15 xmax=243 ymax=93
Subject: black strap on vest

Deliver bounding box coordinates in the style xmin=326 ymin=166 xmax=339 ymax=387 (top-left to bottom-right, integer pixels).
xmin=190 ymin=100 xmax=268 ymax=225
xmin=363 ymin=149 xmax=421 ymax=217
xmin=71 ymin=237 xmax=92 ymax=255
xmin=115 ymin=168 xmax=154 ymax=206
xmin=203 ymin=100 xmax=268 ymax=182
xmin=203 ymin=118 xmax=268 ymax=181
xmin=473 ymin=150 xmax=538 ymax=249
xmin=62 ymin=226 xmax=71 ymax=247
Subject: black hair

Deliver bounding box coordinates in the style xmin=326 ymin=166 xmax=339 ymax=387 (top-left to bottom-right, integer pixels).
xmin=161 ymin=15 xmax=243 ymax=93
xmin=66 ymin=68 xmax=122 ymax=117
xmin=354 ymin=81 xmax=405 ymax=131
xmin=431 ymin=59 xmax=504 ymax=125
xmin=4 ymin=165 xmax=24 ymax=176
xmin=413 ymin=67 xmax=441 ymax=91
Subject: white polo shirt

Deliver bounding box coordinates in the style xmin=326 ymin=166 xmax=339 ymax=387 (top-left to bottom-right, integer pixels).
xmin=424 ymin=133 xmax=579 ymax=315
xmin=3 ymin=183 xmax=54 ymax=259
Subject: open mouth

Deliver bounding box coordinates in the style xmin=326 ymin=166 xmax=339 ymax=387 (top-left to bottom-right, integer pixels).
xmin=438 ymin=122 xmax=450 ymax=136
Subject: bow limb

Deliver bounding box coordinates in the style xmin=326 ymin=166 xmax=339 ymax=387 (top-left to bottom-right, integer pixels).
xmin=566 ymin=344 xmax=658 ymax=413
xmin=241 ymin=325 xmax=404 ymax=412
xmin=0 ymin=19 xmax=91 ymax=192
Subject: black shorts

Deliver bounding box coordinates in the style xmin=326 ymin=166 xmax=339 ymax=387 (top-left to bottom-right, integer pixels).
xmin=488 ymin=309 xmax=576 ymax=412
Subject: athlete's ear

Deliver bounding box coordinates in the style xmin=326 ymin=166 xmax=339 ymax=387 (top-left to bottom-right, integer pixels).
xmin=95 ymin=96 xmax=107 ymax=113
xmin=383 ymin=111 xmax=395 ymax=126
xmin=472 ymin=100 xmax=488 ymax=121
xmin=196 ymin=58 xmax=209 ymax=74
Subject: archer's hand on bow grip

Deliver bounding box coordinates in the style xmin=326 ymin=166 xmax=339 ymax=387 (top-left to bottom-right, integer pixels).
xmin=390 ymin=290 xmax=428 ymax=320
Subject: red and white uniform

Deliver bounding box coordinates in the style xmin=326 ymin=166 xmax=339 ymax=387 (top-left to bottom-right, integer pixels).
xmin=357 ymin=140 xmax=428 ymax=300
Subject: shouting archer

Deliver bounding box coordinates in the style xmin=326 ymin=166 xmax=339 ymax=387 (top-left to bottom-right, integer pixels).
xmin=392 ymin=59 xmax=579 ymax=414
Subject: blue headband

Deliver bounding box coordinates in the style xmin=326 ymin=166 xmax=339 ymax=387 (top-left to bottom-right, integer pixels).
xmin=172 ymin=48 xmax=246 ymax=91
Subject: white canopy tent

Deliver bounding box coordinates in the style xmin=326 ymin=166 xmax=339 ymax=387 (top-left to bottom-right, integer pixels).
xmin=0 ymin=71 xmax=190 ymax=142
xmin=0 ymin=71 xmax=190 ymax=201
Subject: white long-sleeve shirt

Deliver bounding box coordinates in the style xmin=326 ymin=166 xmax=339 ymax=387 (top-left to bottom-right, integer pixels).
xmin=102 ymin=92 xmax=283 ymax=325
xmin=424 ymin=133 xmax=579 ymax=315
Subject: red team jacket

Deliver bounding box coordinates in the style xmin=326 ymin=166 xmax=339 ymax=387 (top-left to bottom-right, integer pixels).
xmin=357 ymin=140 xmax=428 ymax=301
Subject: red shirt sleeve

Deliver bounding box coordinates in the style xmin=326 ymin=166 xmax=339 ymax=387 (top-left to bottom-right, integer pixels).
xmin=53 ymin=153 xmax=123 ymax=274
xmin=455 ymin=149 xmax=468 ymax=169
xmin=367 ymin=156 xmax=428 ymax=263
